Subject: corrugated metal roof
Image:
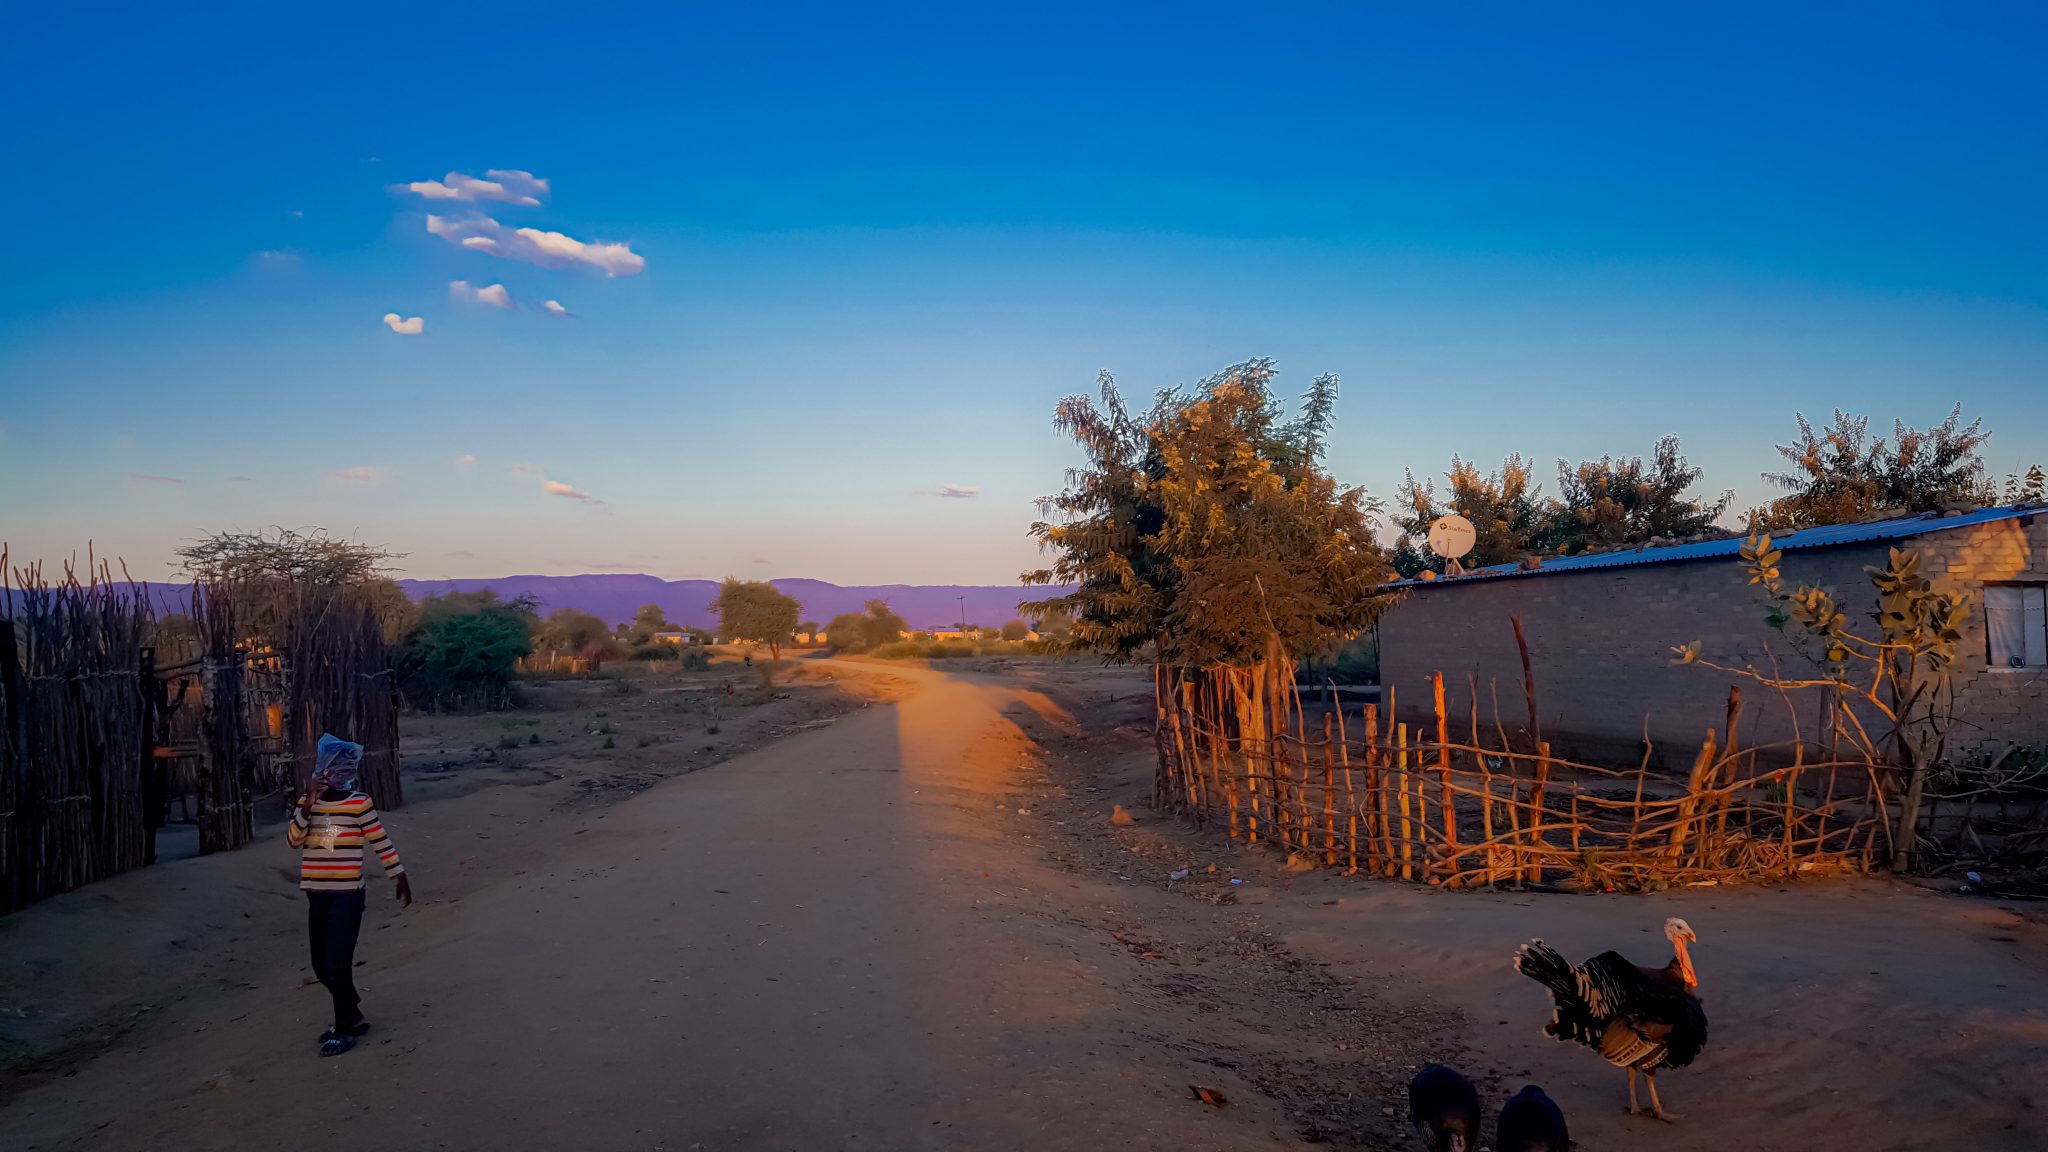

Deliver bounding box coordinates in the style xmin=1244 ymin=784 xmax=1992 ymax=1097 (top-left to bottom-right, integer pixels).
xmin=1391 ymin=504 xmax=2040 ymax=589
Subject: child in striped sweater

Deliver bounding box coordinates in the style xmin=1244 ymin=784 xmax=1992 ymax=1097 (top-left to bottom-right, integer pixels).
xmin=287 ymin=733 xmax=413 ymax=1056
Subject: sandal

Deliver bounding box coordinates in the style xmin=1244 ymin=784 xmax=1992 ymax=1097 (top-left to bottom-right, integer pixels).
xmin=318 ymin=1032 xmax=357 ymax=1057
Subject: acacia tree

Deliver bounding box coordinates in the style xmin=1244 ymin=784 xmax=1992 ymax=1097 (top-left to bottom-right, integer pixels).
xmin=1552 ymin=435 xmax=1734 ymax=553
xmin=1393 ymin=453 xmax=1559 ymax=571
xmin=822 ymin=601 xmax=906 ymax=653
xmin=1752 ymin=405 xmax=1994 ymax=529
xmin=534 ymin=607 xmax=618 ymax=667
xmin=710 ymin=579 xmax=802 ymax=660
xmin=1024 ymin=359 xmax=1394 ymax=685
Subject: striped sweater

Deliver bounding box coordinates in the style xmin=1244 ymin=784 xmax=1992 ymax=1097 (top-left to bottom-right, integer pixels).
xmin=287 ymin=792 xmax=404 ymax=891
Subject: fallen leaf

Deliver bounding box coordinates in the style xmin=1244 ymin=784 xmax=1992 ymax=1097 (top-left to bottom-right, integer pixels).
xmin=1189 ymin=1085 xmax=1229 ymax=1108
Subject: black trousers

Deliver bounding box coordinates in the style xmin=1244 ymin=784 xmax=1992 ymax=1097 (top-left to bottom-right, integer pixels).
xmin=307 ymin=889 xmax=366 ymax=1031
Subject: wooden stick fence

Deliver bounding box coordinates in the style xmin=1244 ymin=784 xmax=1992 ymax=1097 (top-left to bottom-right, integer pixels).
xmin=0 ymin=557 xmax=155 ymax=913
xmin=1154 ymin=663 xmax=1888 ymax=890
xmin=2 ymin=557 xmax=405 ymax=914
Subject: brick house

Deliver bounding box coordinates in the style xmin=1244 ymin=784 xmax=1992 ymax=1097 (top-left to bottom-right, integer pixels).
xmin=1377 ymin=506 xmax=2048 ymax=769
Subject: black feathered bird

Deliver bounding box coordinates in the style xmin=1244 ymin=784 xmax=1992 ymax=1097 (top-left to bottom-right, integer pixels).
xmin=1407 ymin=1064 xmax=1481 ymax=1152
xmin=1495 ymin=1084 xmax=1570 ymax=1152
xmin=1513 ymin=916 xmax=1708 ymax=1122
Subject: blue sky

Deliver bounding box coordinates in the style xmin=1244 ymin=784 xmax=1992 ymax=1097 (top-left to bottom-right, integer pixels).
xmin=2 ymin=2 xmax=2043 ymax=583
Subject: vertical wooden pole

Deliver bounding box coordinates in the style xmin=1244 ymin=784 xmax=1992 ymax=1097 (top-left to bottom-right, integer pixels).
xmin=1471 ymin=677 xmax=1494 ymax=885
xmin=1526 ymin=740 xmax=1552 ymax=884
xmin=1669 ymin=729 xmax=1720 ymax=863
xmin=1215 ymin=676 xmax=1241 ymax=840
xmin=1337 ymin=703 xmax=1358 ymax=874
xmin=1360 ymin=703 xmax=1381 ymax=875
xmin=1432 ymin=673 xmax=1459 ymax=887
xmin=1711 ymin=686 xmax=1744 ymax=856
xmin=1511 ymin=613 xmax=1541 ymax=747
xmin=1321 ymin=712 xmax=1338 ymax=865
xmin=1396 ymin=723 xmax=1414 ymax=881
xmin=1570 ymin=784 xmax=1583 ymax=854
xmin=1242 ymin=670 xmax=1262 ymax=845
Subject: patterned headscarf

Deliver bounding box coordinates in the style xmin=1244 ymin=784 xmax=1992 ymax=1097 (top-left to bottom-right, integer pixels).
xmin=312 ymin=733 xmax=364 ymax=793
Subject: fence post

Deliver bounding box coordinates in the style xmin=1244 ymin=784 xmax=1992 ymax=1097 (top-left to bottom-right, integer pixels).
xmin=1432 ymin=673 xmax=1459 ymax=887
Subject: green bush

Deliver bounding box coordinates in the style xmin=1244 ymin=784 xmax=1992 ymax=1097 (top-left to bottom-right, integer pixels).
xmin=397 ymin=597 xmax=536 ymax=710
xmin=679 ymin=648 xmax=712 ymax=672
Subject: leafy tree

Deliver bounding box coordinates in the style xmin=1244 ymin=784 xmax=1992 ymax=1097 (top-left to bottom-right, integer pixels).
xmin=1394 ymin=453 xmax=1559 ymax=570
xmin=858 ymin=600 xmax=908 ymax=649
xmin=1551 ymin=435 xmax=1733 ymax=553
xmin=1000 ymin=619 xmax=1030 ymax=641
xmin=536 ymin=607 xmax=616 ymax=664
xmin=1024 ymin=359 xmax=1394 ymax=672
xmin=710 ymin=579 xmax=802 ymax=660
xmin=356 ymin=578 xmax=418 ymax=644
xmin=824 ymin=612 xmax=868 ymax=651
xmin=1752 ymin=406 xmax=1994 ymax=529
xmin=824 ymin=602 xmax=907 ymax=653
xmin=626 ymin=603 xmax=676 ymax=645
xmin=2003 ymin=463 xmax=2046 ymax=505
xmin=1389 ymin=536 xmax=1432 ymax=579
xmin=799 ymin=620 xmax=820 ymax=639
xmin=396 ymin=593 xmax=537 ymax=709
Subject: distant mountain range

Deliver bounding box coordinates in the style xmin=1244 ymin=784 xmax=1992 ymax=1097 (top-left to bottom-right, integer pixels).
xmin=396 ymin=574 xmax=1070 ymax=631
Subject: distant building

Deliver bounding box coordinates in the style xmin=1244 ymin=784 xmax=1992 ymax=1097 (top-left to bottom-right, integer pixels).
xmin=1377 ymin=506 xmax=2048 ymax=767
xmin=650 ymin=630 xmax=695 ymax=645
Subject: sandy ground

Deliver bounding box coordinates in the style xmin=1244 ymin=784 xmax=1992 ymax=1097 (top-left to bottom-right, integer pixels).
xmin=1011 ymin=667 xmax=2048 ymax=1152
xmin=3 ymin=658 xmax=2044 ymax=1151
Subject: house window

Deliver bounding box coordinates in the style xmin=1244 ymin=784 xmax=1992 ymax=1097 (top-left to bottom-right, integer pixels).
xmin=1985 ymin=584 xmax=2048 ymax=669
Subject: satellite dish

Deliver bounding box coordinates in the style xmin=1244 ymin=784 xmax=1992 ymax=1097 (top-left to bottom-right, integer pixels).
xmin=1427 ymin=514 xmax=1476 ymax=560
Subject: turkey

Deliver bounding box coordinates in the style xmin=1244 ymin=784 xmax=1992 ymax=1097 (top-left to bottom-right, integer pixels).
xmin=1513 ymin=916 xmax=1707 ymax=1122
xmin=1407 ymin=1064 xmax=1481 ymax=1152
xmin=1495 ymin=1084 xmax=1569 ymax=1152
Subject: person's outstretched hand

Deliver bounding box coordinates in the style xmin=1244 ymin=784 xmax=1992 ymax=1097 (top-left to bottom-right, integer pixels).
xmin=395 ymin=875 xmax=414 ymax=908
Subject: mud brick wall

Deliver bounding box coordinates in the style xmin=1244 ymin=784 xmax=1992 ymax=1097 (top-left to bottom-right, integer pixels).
xmin=1378 ymin=514 xmax=2048 ymax=771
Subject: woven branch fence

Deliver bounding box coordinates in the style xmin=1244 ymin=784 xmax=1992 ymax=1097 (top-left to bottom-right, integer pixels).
xmin=1153 ymin=664 xmax=1893 ymax=890
xmin=0 ymin=561 xmax=155 ymax=913
xmin=3 ymin=559 xmax=403 ymax=914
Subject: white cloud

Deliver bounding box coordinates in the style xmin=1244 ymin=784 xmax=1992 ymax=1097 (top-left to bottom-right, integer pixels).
xmin=330 ymin=465 xmax=390 ymax=484
xmin=916 ymin=484 xmax=981 ymax=498
xmin=382 ymin=313 xmax=424 ymax=335
xmin=456 ymin=453 xmax=478 ymax=467
xmin=543 ymin=479 xmax=604 ymax=505
xmin=127 ymin=472 xmax=185 ymax=486
xmin=448 ymin=279 xmax=513 ymax=308
xmin=397 ymin=169 xmax=548 ymax=207
xmin=542 ymin=299 xmax=572 ymax=317
xmin=507 ymin=461 xmax=545 ymax=476
xmin=426 ymin=214 xmax=645 ymax=276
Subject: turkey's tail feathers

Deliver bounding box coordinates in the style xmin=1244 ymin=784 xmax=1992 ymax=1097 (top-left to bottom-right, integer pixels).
xmin=1514 ymin=939 xmax=1604 ymax=1048
xmin=1513 ymin=940 xmax=1576 ymax=999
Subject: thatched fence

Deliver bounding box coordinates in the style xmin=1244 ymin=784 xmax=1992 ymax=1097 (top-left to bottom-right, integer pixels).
xmin=0 ymin=564 xmax=155 ymax=913
xmin=2 ymin=558 xmax=401 ymax=914
xmin=1154 ymin=662 xmax=1890 ymax=890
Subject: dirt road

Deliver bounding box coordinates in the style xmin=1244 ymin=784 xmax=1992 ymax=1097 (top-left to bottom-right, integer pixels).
xmin=3 ymin=663 xmax=1375 ymax=1152
xmin=14 ymin=658 xmax=2040 ymax=1151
